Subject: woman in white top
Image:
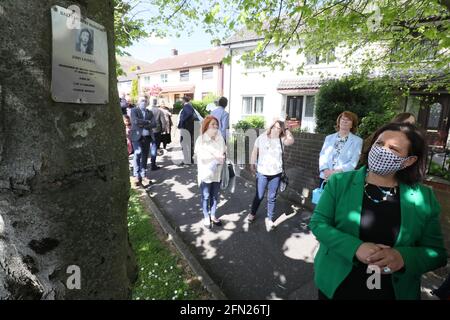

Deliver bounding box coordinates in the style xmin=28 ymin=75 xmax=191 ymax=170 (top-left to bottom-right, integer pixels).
xmin=194 ymin=116 xmax=227 ymax=229
xmin=248 ymin=120 xmax=295 ymax=231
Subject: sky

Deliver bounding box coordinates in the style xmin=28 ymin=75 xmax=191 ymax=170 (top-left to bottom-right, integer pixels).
xmin=126 ymin=30 xmax=221 ymax=64
xmin=124 ymin=2 xmax=227 ymax=64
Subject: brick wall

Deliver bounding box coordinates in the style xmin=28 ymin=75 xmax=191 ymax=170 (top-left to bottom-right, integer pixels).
xmin=281 ymin=132 xmax=326 ymax=208
xmin=238 ymin=132 xmax=326 ymax=209
xmin=237 ymin=132 xmax=450 ymax=254
xmin=425 ymin=180 xmax=450 ymax=254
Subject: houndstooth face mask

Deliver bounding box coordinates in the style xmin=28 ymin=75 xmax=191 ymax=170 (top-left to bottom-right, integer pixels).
xmin=368 ymin=144 xmax=412 ymax=176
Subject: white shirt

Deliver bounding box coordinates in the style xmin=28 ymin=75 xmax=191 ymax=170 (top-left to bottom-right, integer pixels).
xmin=255 ymin=133 xmax=284 ymax=176
xmin=195 ymin=133 xmax=226 ymax=185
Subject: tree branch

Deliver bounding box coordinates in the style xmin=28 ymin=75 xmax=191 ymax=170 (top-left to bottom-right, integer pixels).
xmin=260 ymin=0 xmax=284 ymax=55
xmin=165 ymin=0 xmax=189 ymax=21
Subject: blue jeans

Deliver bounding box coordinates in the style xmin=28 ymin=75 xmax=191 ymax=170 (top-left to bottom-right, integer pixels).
xmin=150 ymin=132 xmax=162 ymax=166
xmin=200 ymin=182 xmax=220 ymax=220
xmin=132 ymin=136 xmax=152 ymax=178
xmin=251 ymin=172 xmax=281 ymax=221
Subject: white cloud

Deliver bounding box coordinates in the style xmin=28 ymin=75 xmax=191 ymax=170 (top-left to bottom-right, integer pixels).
xmin=146 ymin=36 xmax=172 ymax=46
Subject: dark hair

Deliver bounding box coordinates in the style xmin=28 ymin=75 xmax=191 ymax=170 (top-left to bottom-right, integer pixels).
xmin=218 ymin=97 xmax=228 ymax=108
xmin=363 ymin=122 xmax=427 ymax=185
xmin=391 ymin=112 xmax=416 ymax=123
xmin=267 ymin=120 xmax=287 ymax=138
xmin=182 ymin=96 xmax=191 ymax=103
xmin=79 ymin=28 xmax=92 ymax=41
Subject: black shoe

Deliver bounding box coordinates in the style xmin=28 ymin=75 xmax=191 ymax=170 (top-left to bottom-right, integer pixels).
xmin=211 ymin=219 xmax=222 ymax=227
xmin=151 ymin=166 xmax=160 ymax=171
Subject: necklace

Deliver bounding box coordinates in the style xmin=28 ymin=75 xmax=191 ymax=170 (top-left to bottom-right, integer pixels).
xmin=364 ymin=183 xmax=397 ymax=203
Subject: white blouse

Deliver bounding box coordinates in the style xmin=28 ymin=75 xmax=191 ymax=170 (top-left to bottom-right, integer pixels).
xmin=255 ymin=133 xmax=284 ymax=176
xmin=194 ymin=133 xmax=226 ymax=185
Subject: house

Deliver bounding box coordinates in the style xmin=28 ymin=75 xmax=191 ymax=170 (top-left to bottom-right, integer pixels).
xmin=136 ymin=48 xmax=226 ymax=106
xmin=116 ymin=56 xmax=153 ymax=97
xmin=222 ymin=29 xmax=450 ymax=147
xmin=222 ymin=29 xmax=382 ymax=133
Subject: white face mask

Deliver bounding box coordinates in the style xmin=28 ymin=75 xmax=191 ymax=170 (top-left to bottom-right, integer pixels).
xmin=368 ymin=144 xmax=413 ymax=176
xmin=207 ymin=127 xmax=218 ymax=135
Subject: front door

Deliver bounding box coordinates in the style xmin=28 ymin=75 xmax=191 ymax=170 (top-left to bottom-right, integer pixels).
xmin=417 ymin=94 xmax=450 ymax=147
xmin=286 ymin=96 xmax=303 ymax=121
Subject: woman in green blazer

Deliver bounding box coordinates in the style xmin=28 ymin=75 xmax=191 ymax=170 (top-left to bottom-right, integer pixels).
xmin=309 ymin=122 xmax=447 ymax=300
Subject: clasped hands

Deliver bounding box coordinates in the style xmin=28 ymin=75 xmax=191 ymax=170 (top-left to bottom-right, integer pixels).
xmin=355 ymin=243 xmax=404 ymax=274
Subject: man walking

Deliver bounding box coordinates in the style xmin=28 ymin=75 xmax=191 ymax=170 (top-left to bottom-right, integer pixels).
xmin=211 ymin=96 xmax=229 ymax=142
xmin=150 ymin=99 xmax=167 ymax=171
xmin=178 ymin=96 xmax=195 ymax=164
xmin=129 ymin=96 xmax=156 ymax=187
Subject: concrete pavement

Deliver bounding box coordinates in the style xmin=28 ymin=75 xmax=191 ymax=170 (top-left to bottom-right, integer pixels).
xmin=140 ymin=145 xmax=318 ymax=300
xmin=134 ymin=143 xmax=444 ymax=300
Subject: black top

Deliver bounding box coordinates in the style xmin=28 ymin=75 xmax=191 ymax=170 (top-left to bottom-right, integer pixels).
xmin=332 ymin=183 xmax=401 ymax=300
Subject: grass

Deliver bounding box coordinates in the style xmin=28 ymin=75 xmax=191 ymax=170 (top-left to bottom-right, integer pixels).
xmin=127 ymin=189 xmax=209 ymax=300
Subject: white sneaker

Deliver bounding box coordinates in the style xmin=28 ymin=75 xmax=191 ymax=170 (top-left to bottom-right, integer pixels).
xmin=203 ymin=218 xmax=211 ymax=229
xmin=265 ymin=218 xmax=275 ymax=232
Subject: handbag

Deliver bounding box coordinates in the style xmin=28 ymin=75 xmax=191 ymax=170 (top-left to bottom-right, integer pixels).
xmin=312 ymin=181 xmax=326 ymax=205
xmin=220 ymin=158 xmax=230 ymax=190
xmin=220 ymin=156 xmax=236 ymax=191
xmin=228 ymin=160 xmax=235 ymax=178
xmin=279 ymin=138 xmax=289 ymax=192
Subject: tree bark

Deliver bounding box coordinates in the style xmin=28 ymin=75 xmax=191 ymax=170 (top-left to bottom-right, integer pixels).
xmin=0 ymin=0 xmax=136 ymax=299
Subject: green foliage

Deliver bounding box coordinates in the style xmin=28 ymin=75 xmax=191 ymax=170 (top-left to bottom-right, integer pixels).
xmin=171 ymin=101 xmax=209 ymax=117
xmin=114 ymin=0 xmax=148 ymax=75
xmin=290 ymin=127 xmax=310 ymax=134
xmin=358 ymin=110 xmax=396 ymax=139
xmin=428 ymin=160 xmax=450 ymax=181
xmin=233 ymin=115 xmax=265 ymax=131
xmin=128 ymin=189 xmax=206 ymax=300
xmin=202 ymin=93 xmax=220 ymax=105
xmin=172 ymin=101 xmax=183 ymax=114
xmin=315 ymin=74 xmax=399 ymax=136
xmin=191 ymin=101 xmax=209 ymax=117
xmin=146 ymin=0 xmax=450 ymax=92
xmin=130 ymin=79 xmax=138 ymax=102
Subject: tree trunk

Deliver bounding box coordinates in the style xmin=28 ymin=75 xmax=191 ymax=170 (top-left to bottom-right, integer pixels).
xmin=0 ymin=0 xmax=136 ymax=299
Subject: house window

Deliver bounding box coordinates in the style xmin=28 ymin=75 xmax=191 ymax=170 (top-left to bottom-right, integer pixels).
xmin=202 ymin=67 xmax=213 ymax=80
xmin=305 ymin=96 xmax=315 ymax=117
xmin=242 ymin=96 xmax=264 ymax=115
xmin=160 ymin=74 xmax=168 ymax=83
xmin=306 ymin=49 xmax=336 ymax=65
xmin=427 ymin=103 xmax=443 ymax=129
xmin=143 ymin=76 xmax=151 ymax=83
xmin=242 ymin=97 xmax=253 ymax=114
xmin=180 ymin=70 xmax=189 ymax=81
xmin=255 ymin=97 xmax=264 ymax=114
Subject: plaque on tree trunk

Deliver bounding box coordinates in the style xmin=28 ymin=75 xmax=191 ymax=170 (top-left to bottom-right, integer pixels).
xmin=51 ymin=5 xmax=109 ymax=104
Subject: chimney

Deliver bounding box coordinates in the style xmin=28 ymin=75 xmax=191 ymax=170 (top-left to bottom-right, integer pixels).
xmin=171 ymin=49 xmax=178 ymax=56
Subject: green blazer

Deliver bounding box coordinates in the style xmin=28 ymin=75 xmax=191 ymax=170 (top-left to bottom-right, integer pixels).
xmin=309 ymin=166 xmax=448 ymax=300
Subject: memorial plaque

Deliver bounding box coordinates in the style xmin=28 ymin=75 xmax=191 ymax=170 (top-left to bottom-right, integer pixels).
xmin=51 ymin=5 xmax=109 ymax=104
